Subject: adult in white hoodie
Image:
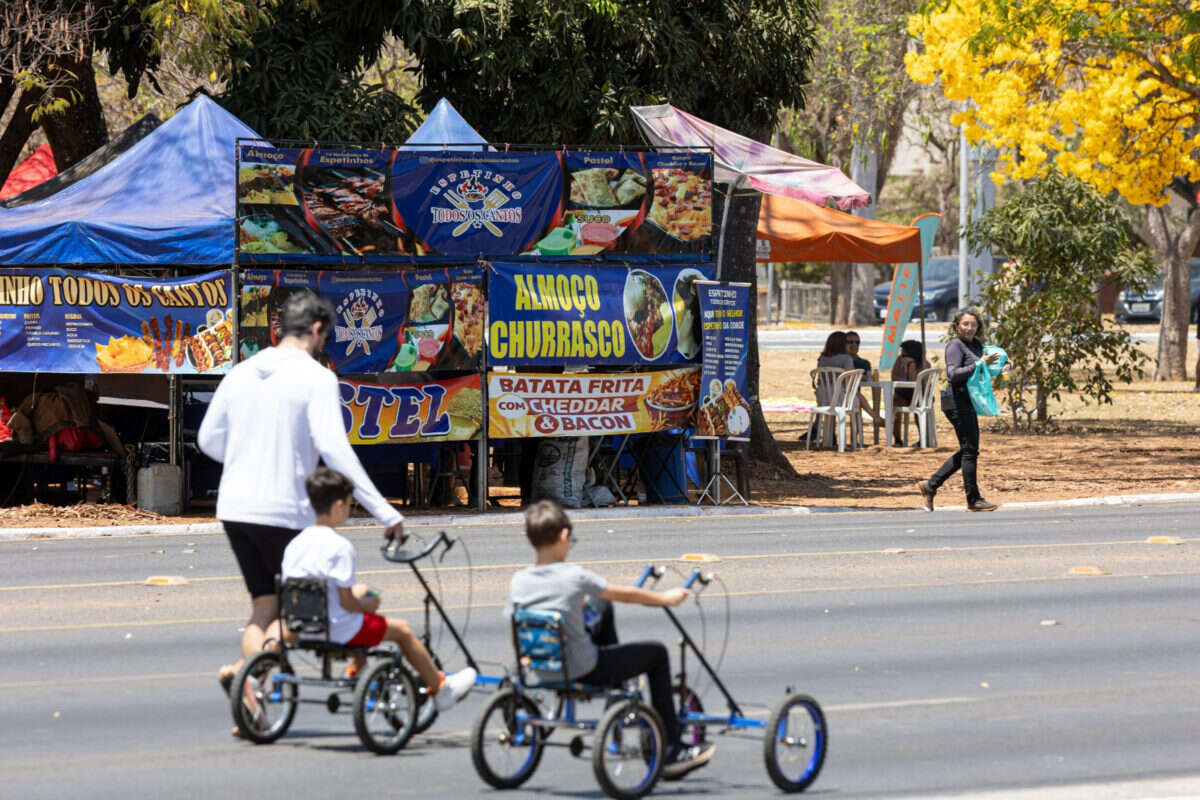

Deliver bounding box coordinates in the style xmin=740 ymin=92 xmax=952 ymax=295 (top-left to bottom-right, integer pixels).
xmin=198 ymin=291 xmax=403 ymax=688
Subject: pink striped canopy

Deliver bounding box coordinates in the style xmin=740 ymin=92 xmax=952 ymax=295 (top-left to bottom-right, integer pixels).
xmin=631 ymin=104 xmax=870 ymax=211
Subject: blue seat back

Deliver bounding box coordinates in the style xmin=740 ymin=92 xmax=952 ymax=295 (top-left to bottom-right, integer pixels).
xmin=512 ymin=609 xmax=569 ymax=687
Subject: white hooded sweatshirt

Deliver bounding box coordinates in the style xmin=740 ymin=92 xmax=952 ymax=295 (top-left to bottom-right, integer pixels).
xmin=197 ymin=346 xmax=402 ymax=530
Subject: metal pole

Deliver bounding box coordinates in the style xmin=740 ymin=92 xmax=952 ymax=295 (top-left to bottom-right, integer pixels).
xmin=958 ymin=112 xmax=970 ymax=309
xmin=766 ymin=263 xmax=774 ymax=324
xmin=714 ymin=175 xmax=743 ymax=280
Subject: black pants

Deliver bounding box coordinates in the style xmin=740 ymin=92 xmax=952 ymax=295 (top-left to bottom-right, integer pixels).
xmin=577 ymin=602 xmax=681 ymax=745
xmin=928 ymin=403 xmax=981 ymax=504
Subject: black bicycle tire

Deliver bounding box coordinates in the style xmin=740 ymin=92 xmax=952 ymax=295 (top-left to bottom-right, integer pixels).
xmin=352 ymin=658 xmax=418 ymax=755
xmin=762 ymin=693 xmax=827 ymax=793
xmin=470 ymin=688 xmax=545 ymax=789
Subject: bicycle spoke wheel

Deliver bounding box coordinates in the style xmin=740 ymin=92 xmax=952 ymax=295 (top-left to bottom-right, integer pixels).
xmin=763 ymin=693 xmax=827 ymax=792
xmin=353 ymin=659 xmax=418 ymax=755
xmin=592 ymin=700 xmax=664 ymax=800
xmin=470 ymin=689 xmax=544 ymax=789
xmin=230 ymin=650 xmax=297 ymax=744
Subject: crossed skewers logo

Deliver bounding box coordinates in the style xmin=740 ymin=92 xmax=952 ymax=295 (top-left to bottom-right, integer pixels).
xmin=334 ymin=288 xmax=384 ymax=357
xmin=429 ymin=170 xmax=524 ymax=238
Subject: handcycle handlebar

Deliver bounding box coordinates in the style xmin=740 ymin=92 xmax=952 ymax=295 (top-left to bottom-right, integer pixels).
xmin=634 ymin=565 xmax=665 ymax=588
xmin=380 ymin=530 xmax=455 ymax=564
xmin=683 ymin=569 xmax=712 ymax=592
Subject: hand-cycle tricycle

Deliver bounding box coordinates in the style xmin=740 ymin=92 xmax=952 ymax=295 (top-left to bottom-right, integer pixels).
xmin=230 ymin=530 xmax=505 ymax=753
xmin=469 ymin=563 xmax=827 ymax=799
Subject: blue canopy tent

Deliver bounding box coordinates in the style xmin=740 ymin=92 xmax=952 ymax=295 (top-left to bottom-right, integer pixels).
xmin=0 ymin=95 xmax=259 ymax=266
xmin=401 ymin=98 xmax=490 ymax=150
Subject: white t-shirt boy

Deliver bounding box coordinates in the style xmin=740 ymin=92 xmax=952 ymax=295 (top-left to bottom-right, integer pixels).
xmin=281 ymin=525 xmax=364 ymax=643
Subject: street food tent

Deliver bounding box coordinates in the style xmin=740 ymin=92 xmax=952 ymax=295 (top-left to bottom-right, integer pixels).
xmin=632 ymin=104 xmax=870 ymax=211
xmin=0 ymin=145 xmax=57 ymax=202
xmin=401 ymin=98 xmax=489 ymax=149
xmin=755 ymin=194 xmax=920 ymax=264
xmin=0 ymin=94 xmax=256 ymax=265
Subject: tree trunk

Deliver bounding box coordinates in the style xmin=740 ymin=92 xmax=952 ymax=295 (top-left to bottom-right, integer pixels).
xmin=716 ymin=185 xmax=797 ymax=477
xmin=1144 ymin=205 xmax=1200 ymax=380
xmin=830 ymin=262 xmax=851 ymax=324
xmin=39 ymin=56 xmax=108 ymax=172
xmin=849 ymin=263 xmax=876 ymax=325
xmin=0 ymin=87 xmax=43 ymax=187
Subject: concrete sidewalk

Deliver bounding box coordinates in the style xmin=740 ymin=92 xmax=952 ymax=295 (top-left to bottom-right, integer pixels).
xmin=2 ymin=490 xmax=1197 ymax=540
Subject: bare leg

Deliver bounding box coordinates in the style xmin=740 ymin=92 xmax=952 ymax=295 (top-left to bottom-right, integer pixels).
xmin=230 ymin=595 xmax=279 ymax=672
xmin=383 ymin=618 xmax=441 ymax=690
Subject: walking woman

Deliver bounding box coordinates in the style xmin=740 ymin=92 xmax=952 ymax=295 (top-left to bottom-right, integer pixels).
xmin=916 ymin=309 xmax=1000 ymax=512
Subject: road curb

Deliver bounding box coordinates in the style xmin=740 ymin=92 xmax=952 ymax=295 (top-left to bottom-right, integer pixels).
xmin=1 ymin=491 xmax=1196 ymax=541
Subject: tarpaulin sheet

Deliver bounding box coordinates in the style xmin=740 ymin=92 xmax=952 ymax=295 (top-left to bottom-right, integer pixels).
xmin=755 ymin=194 xmax=921 ymax=264
xmin=401 ymin=98 xmax=490 ymax=150
xmin=632 ymin=104 xmax=870 ymax=210
xmin=0 ymin=145 xmax=57 ymax=201
xmin=0 ymin=95 xmax=259 ymax=265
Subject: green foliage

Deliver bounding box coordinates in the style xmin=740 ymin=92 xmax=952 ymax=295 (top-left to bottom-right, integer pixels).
xmin=969 ymin=169 xmax=1157 ymax=425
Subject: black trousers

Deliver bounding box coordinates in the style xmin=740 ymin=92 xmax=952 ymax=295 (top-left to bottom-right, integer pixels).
xmin=577 ymin=602 xmax=681 ymax=745
xmin=928 ymin=402 xmax=981 ymax=504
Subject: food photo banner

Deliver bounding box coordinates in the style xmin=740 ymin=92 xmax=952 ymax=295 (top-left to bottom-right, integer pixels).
xmin=236 ymin=144 xmax=712 ymax=261
xmin=0 ymin=268 xmax=233 ymax=374
xmin=486 ymin=261 xmax=714 ymax=367
xmin=341 ymin=374 xmax=482 ymax=445
xmin=694 ymin=281 xmax=753 ymax=441
xmin=487 ymin=367 xmax=699 ymax=438
xmin=239 ymin=266 xmax=484 ymax=374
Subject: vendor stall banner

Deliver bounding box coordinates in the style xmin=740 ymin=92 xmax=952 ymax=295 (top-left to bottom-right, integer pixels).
xmin=236 ymin=144 xmax=713 ymax=262
xmin=693 ymin=281 xmax=752 ymax=441
xmin=239 ymin=266 xmax=484 ymax=374
xmin=341 ymin=374 xmax=482 ymax=445
xmin=0 ymin=268 xmax=233 ymax=374
xmin=878 ymin=213 xmax=941 ymax=371
xmin=487 ymin=261 xmax=714 ymax=367
xmin=488 ymin=367 xmax=699 ymax=438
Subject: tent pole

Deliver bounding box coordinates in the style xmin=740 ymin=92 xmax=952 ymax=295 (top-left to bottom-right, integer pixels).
xmin=714 ymin=175 xmax=743 ymax=280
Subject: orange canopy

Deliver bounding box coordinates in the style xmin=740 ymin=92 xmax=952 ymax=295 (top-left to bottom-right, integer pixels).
xmin=756 ymin=193 xmax=921 ymax=264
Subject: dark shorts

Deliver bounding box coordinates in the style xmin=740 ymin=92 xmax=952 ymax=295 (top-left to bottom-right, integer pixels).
xmin=346 ymin=613 xmax=388 ymax=646
xmin=224 ymin=521 xmax=301 ymax=598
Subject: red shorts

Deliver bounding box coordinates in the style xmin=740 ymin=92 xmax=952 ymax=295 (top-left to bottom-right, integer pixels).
xmin=346 ymin=612 xmax=387 ymax=646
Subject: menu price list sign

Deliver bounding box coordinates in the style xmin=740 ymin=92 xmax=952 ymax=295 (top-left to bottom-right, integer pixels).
xmin=694 ymin=281 xmax=752 ymax=441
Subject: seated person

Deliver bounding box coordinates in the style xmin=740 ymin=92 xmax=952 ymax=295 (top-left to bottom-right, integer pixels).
xmin=814 ymin=331 xmax=881 ymax=427
xmin=891 ymin=340 xmax=932 ymax=445
xmin=845 ymin=330 xmax=883 ymax=426
xmin=507 ymin=499 xmax=715 ymax=780
xmin=266 ymin=467 xmax=475 ymax=726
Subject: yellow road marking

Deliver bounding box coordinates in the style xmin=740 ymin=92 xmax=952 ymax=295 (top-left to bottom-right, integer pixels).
xmin=6 ymin=570 xmax=1199 ymax=635
xmin=2 ymin=537 xmax=1195 ymax=593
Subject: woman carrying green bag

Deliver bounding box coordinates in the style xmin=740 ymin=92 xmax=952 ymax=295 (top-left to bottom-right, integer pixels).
xmin=916 ymin=309 xmax=1001 ymax=513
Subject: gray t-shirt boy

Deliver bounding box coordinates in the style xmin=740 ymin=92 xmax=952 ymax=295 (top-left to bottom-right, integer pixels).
xmin=508 ymin=562 xmax=608 ymax=679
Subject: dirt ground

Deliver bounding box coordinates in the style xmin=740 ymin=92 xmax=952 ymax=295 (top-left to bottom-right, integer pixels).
xmin=2 ymin=328 xmax=1196 ymax=526
xmin=753 ymin=336 xmax=1200 ymax=509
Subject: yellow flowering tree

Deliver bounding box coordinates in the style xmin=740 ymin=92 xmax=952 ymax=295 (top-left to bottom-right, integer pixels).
xmin=906 ymin=0 xmax=1200 ymax=379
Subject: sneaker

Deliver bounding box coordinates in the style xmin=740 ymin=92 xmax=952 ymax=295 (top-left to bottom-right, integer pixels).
xmin=434 ymin=668 xmax=477 ymax=712
xmin=968 ymin=499 xmax=999 ymax=512
xmin=915 ymin=480 xmax=935 ymax=512
xmin=661 ymin=742 xmax=715 ymax=780
xmin=217 ymin=663 xmax=237 ymax=697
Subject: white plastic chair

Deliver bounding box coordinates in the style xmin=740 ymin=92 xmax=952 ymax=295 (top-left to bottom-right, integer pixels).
xmin=806 ymin=369 xmax=864 ymax=452
xmin=895 ymin=367 xmax=940 ymax=448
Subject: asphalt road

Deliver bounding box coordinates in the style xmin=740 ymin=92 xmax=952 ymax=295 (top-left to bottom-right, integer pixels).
xmin=759 ymin=328 xmax=1161 ymax=351
xmin=2 ymin=501 xmax=1199 ymax=799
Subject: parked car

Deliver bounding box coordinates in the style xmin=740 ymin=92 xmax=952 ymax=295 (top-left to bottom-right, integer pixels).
xmin=874 ymin=255 xmax=1005 ymax=322
xmin=1115 ymin=259 xmax=1200 ymax=323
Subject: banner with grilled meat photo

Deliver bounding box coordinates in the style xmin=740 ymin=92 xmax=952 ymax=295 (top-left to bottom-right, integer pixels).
xmin=237 ymin=144 xmax=417 ymax=261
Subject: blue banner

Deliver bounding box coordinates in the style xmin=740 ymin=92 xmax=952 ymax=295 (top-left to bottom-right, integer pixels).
xmin=0 ymin=268 xmax=233 ymax=374
xmin=239 ymin=266 xmax=484 ymax=374
xmin=237 ymin=144 xmax=713 ymax=263
xmin=392 ymin=152 xmax=564 ymax=256
xmin=879 ymin=213 xmax=941 ymax=371
xmin=694 ymin=281 xmax=752 ymax=440
xmin=487 ymin=261 xmax=714 ymax=367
